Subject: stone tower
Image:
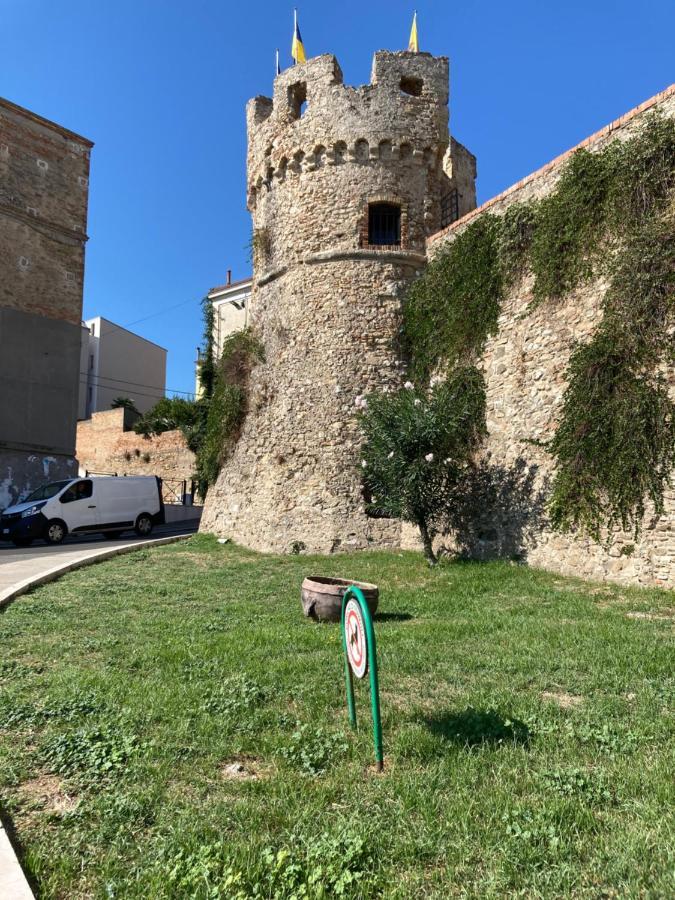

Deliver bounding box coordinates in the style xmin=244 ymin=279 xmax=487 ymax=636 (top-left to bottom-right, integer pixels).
xmin=200 ymin=50 xmax=476 ymax=553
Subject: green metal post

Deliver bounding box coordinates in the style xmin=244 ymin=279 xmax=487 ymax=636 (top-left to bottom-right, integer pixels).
xmin=342 ymin=585 xmax=384 ymax=772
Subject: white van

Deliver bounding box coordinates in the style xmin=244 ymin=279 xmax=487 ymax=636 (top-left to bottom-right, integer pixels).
xmin=0 ymin=476 xmax=165 ymax=547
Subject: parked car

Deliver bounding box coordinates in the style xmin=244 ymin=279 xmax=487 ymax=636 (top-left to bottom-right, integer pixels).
xmin=0 ymin=476 xmax=164 ymax=547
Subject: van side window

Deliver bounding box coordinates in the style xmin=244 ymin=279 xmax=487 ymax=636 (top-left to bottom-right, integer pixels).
xmin=60 ymin=480 xmax=93 ymax=504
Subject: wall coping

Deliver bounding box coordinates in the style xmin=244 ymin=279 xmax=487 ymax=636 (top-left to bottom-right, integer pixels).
xmin=428 ymin=83 xmax=675 ymax=244
xmin=0 ymin=95 xmax=93 ymax=147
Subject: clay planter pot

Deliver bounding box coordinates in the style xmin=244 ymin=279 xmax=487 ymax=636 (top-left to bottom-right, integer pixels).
xmin=301 ymin=576 xmax=379 ymax=623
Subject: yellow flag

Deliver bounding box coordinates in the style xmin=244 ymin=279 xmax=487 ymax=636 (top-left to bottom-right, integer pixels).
xmin=292 ymin=10 xmax=306 ymax=64
xmin=408 ymin=11 xmax=419 ymax=52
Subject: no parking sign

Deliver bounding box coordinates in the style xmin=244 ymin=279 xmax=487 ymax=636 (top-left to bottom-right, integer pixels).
xmin=344 ymin=597 xmax=368 ymax=679
xmin=341 ymin=585 xmax=383 ymax=771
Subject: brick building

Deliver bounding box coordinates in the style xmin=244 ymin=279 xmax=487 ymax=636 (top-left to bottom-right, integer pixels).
xmin=0 ymin=97 xmax=92 ymax=507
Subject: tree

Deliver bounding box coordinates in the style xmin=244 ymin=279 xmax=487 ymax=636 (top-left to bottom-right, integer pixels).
xmin=111 ymin=396 xmax=139 ymax=414
xmin=358 ymin=367 xmax=487 ymax=564
xmin=133 ymin=396 xmax=205 ymax=452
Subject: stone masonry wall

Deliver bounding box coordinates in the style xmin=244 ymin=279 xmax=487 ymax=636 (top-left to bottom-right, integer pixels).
xmin=408 ymin=85 xmax=675 ymax=588
xmin=0 ymin=97 xmax=92 ymax=507
xmin=201 ymin=52 xmax=477 ymax=552
xmin=76 ymin=409 xmax=196 ymax=493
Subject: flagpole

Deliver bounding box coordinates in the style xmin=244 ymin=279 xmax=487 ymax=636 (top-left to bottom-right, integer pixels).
xmin=276 ymin=48 xmax=280 ymax=76
xmin=294 ymin=8 xmax=298 ymax=65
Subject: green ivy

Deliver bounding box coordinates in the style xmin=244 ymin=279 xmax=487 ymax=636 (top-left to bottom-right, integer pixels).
xmin=530 ymin=147 xmax=613 ymax=302
xmin=401 ymin=112 xmax=675 ymax=544
xmin=548 ymin=210 xmax=675 ymax=541
xmin=403 ymin=214 xmax=503 ymax=383
xmin=548 ymin=325 xmax=674 ymax=541
xmin=195 ymin=329 xmax=264 ymax=497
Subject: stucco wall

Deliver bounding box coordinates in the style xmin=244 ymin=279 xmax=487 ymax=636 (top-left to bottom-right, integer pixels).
xmin=410 ymin=85 xmax=675 ymax=588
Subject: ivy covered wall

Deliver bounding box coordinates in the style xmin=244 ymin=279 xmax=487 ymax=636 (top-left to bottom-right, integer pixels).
xmin=405 ymin=86 xmax=675 ymax=587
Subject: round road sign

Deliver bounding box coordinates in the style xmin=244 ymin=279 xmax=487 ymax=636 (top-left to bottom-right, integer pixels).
xmin=345 ymin=598 xmax=368 ymax=679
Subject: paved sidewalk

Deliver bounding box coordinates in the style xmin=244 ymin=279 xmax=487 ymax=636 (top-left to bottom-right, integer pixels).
xmin=0 ymin=523 xmax=198 ymax=609
xmin=0 ymin=529 xmax=195 ymax=610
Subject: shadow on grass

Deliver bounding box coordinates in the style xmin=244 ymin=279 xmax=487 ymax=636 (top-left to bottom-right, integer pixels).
xmin=375 ymin=612 xmax=413 ymax=622
xmin=426 ymin=707 xmax=531 ymax=748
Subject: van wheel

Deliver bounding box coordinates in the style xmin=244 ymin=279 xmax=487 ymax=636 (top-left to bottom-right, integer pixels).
xmin=104 ymin=531 xmax=125 ymax=540
xmin=44 ymin=520 xmax=67 ymax=545
xmin=135 ymin=514 xmax=153 ymax=537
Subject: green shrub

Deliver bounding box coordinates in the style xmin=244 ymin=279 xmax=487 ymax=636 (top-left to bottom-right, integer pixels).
xmin=359 ymin=368 xmax=487 ymax=563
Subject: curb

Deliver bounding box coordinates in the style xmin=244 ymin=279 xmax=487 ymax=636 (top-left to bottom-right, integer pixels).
xmin=0 ymin=533 xmax=193 ymax=898
xmin=0 ymin=534 xmax=191 ymax=611
xmin=0 ymin=820 xmax=33 ymax=900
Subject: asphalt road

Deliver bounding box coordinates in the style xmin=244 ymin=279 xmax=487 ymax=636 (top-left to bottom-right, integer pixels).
xmin=0 ymin=520 xmax=199 ymax=566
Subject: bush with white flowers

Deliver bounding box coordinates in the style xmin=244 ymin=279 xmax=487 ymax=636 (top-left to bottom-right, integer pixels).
xmin=358 ymin=366 xmax=487 ymax=564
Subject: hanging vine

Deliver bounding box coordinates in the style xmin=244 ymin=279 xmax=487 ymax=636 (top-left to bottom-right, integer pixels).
xmin=401 ymin=111 xmax=675 ymax=543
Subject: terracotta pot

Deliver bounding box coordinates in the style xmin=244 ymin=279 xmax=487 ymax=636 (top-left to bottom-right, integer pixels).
xmin=301 ymin=575 xmax=379 ymax=623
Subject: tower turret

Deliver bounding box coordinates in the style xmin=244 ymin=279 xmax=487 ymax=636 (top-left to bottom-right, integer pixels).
xmin=201 ymin=50 xmax=476 ymax=553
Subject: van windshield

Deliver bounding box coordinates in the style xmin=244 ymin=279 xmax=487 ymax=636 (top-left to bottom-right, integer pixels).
xmin=24 ymin=480 xmax=74 ymax=502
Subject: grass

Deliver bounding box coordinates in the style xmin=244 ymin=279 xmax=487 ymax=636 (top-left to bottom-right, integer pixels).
xmin=0 ymin=535 xmax=673 ymax=898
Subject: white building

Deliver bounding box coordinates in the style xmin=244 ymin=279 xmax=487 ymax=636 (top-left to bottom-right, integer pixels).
xmin=79 ymin=316 xmax=167 ymax=418
xmin=195 ymin=273 xmax=252 ymax=396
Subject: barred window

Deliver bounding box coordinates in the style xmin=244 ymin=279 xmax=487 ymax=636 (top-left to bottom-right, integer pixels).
xmin=368 ymin=203 xmax=401 ymax=246
xmin=441 ymin=189 xmax=459 ymax=228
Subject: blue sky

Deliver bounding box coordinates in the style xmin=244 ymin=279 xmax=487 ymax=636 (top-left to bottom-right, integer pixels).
xmin=2 ymin=1 xmax=673 ymax=398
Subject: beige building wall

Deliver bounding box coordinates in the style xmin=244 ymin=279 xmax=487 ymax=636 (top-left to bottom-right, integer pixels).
xmin=80 ymin=316 xmax=167 ymax=417
xmin=195 ymin=277 xmax=252 ymax=397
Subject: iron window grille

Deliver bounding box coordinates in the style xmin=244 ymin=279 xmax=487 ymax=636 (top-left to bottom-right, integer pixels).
xmin=441 ymin=189 xmax=460 ymax=228
xmin=368 ymin=203 xmax=401 ymax=246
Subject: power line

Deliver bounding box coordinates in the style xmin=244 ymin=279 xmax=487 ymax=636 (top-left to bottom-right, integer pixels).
xmin=79 ymin=370 xmax=194 ymax=396
xmin=78 ymin=379 xmax=194 ymax=403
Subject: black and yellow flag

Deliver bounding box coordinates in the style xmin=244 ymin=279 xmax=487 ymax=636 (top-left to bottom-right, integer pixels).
xmin=292 ymin=10 xmax=306 ymax=64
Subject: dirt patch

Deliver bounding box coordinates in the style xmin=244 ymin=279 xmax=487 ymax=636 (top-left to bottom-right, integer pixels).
xmin=173 ymin=552 xmax=213 ymax=569
xmin=17 ymin=774 xmax=78 ymax=815
xmin=542 ymin=691 xmax=584 ymax=709
xmin=626 ymin=609 xmax=675 ymax=622
xmin=220 ymin=756 xmax=273 ymax=781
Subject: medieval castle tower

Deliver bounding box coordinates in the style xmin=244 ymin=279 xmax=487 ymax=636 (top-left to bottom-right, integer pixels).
xmin=200 ymin=50 xmax=476 ymax=553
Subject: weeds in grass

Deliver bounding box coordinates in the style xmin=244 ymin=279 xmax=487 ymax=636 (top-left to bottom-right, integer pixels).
xmin=156 ymin=828 xmax=375 ymax=899
xmin=42 ymin=719 xmax=148 ymax=781
xmin=280 ymin=723 xmax=349 ymax=775
xmin=540 ymin=767 xmax=613 ymax=805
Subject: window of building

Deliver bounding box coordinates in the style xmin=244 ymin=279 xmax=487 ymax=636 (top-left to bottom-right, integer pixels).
xmin=400 ymin=76 xmax=423 ymax=97
xmin=368 ymin=203 xmax=401 ymax=246
xmin=441 ymin=189 xmax=460 ymax=228
xmin=288 ymin=82 xmax=307 ymax=119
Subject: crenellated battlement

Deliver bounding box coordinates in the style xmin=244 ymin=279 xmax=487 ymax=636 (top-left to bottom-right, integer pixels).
xmin=248 ymin=135 xmax=441 ymax=210
xmin=247 ymin=51 xmax=450 ymax=202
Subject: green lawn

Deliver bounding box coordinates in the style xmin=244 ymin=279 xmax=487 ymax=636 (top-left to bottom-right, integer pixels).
xmin=0 ymin=536 xmax=673 ymax=898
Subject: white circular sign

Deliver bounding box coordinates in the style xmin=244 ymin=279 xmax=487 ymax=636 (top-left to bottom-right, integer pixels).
xmin=345 ymin=598 xmax=368 ymax=679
